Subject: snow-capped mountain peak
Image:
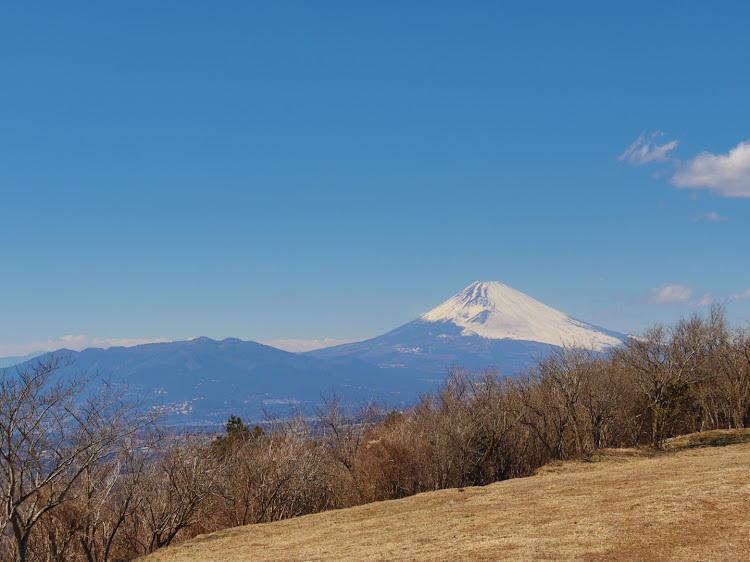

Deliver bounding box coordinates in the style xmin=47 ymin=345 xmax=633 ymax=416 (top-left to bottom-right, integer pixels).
xmin=421 ymin=281 xmax=622 ymax=350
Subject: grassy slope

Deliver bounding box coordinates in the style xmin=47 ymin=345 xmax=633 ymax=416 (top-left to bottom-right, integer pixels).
xmin=141 ymin=430 xmax=750 ymax=562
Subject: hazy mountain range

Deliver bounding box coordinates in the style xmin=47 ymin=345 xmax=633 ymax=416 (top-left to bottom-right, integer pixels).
xmin=0 ymin=350 xmax=46 ymax=368
xmin=5 ymin=282 xmax=627 ymax=424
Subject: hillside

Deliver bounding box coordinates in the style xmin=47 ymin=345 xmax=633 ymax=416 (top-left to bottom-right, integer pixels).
xmin=140 ymin=431 xmax=750 ymax=561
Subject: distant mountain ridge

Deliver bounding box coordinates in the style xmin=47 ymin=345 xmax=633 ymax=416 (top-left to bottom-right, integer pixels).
xmin=309 ymin=281 xmax=627 ymax=374
xmin=0 ymin=350 xmax=47 ymax=368
xmin=18 ymin=338 xmax=433 ymax=425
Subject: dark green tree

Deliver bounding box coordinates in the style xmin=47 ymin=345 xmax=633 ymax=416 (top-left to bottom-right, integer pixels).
xmin=212 ymin=415 xmax=263 ymax=459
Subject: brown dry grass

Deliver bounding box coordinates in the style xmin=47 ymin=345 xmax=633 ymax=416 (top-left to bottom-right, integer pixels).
xmin=141 ymin=430 xmax=750 ymax=561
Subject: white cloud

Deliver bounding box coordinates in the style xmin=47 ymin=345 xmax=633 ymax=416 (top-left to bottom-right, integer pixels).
xmin=728 ymin=288 xmax=750 ymax=302
xmin=262 ymin=337 xmax=364 ymax=353
xmin=694 ymin=293 xmax=714 ymax=307
xmin=646 ymin=285 xmax=716 ymax=307
xmin=0 ymin=335 xmax=170 ymax=359
xmin=645 ymin=285 xmax=750 ymax=308
xmin=650 ymin=284 xmax=693 ymax=304
xmin=619 ymin=132 xmax=679 ymax=166
xmin=641 ymin=282 xmax=750 ymax=309
xmin=693 ymin=211 xmax=728 ymax=223
xmin=672 ymin=141 xmax=750 ymax=197
xmin=620 ymin=135 xmax=750 ymax=199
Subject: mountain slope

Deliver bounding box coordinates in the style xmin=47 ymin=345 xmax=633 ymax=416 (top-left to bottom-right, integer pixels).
xmin=19 ymin=338 xmax=433 ymax=425
xmin=310 ymin=281 xmax=627 ymax=375
xmin=0 ymin=350 xmax=47 ymax=368
xmin=422 ymin=281 xmax=623 ymax=348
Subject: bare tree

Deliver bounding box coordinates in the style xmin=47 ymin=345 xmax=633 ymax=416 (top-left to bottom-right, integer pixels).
xmin=408 ymin=369 xmax=524 ymax=488
xmin=253 ymin=415 xmax=333 ymax=521
xmin=355 ymin=410 xmax=434 ymax=500
xmin=524 ymin=344 xmax=634 ymax=456
xmin=523 ymin=346 xmax=590 ymax=459
xmin=131 ymin=433 xmax=219 ymax=554
xmin=314 ymin=395 xmax=381 ymax=502
xmin=705 ymin=327 xmax=750 ymax=429
xmin=614 ymin=310 xmax=727 ymax=446
xmin=75 ymin=431 xmax=160 ymax=562
xmin=0 ymin=356 xmax=154 ymax=562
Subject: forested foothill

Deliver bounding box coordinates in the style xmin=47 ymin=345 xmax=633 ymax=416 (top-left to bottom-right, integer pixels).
xmin=2 ymin=307 xmax=749 ymax=561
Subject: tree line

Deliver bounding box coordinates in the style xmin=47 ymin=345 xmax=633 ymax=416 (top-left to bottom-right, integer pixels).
xmin=2 ymin=306 xmax=749 ymax=561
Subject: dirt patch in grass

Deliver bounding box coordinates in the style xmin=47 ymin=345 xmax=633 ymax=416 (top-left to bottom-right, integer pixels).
xmin=140 ymin=433 xmax=750 ymax=562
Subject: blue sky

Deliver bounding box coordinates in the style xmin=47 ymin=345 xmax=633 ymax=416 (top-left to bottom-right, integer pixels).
xmin=2 ymin=1 xmax=750 ymax=355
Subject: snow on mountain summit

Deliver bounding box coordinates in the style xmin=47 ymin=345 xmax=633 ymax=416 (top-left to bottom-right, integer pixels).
xmin=309 ymin=280 xmax=627 ymax=374
xmin=421 ymin=281 xmax=623 ymax=350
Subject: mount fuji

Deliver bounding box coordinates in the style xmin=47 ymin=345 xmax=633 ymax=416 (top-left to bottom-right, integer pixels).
xmin=309 ymin=281 xmax=627 ymax=375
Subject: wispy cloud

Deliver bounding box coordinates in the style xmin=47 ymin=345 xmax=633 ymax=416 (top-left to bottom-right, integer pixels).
xmin=672 ymin=141 xmax=750 ymax=197
xmin=650 ymin=284 xmax=693 ymax=304
xmin=618 ymin=132 xmax=679 ymax=166
xmin=693 ymin=211 xmax=728 ymax=223
xmin=645 ymin=284 xmax=750 ymax=308
xmin=693 ymin=293 xmax=714 ymax=307
xmin=0 ymin=335 xmax=170 ymax=359
xmin=620 ymin=134 xmax=750 ymax=199
xmin=261 ymin=337 xmax=364 ymax=353
xmin=727 ymin=288 xmax=750 ymax=302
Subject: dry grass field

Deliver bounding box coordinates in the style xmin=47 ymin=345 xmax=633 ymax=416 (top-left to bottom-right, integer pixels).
xmin=141 ymin=430 xmax=750 ymax=562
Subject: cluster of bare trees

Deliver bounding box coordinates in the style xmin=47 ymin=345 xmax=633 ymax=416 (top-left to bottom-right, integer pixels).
xmin=0 ymin=357 xmax=156 ymax=562
xmin=614 ymin=306 xmax=750 ymax=445
xmin=3 ymin=307 xmax=750 ymax=560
